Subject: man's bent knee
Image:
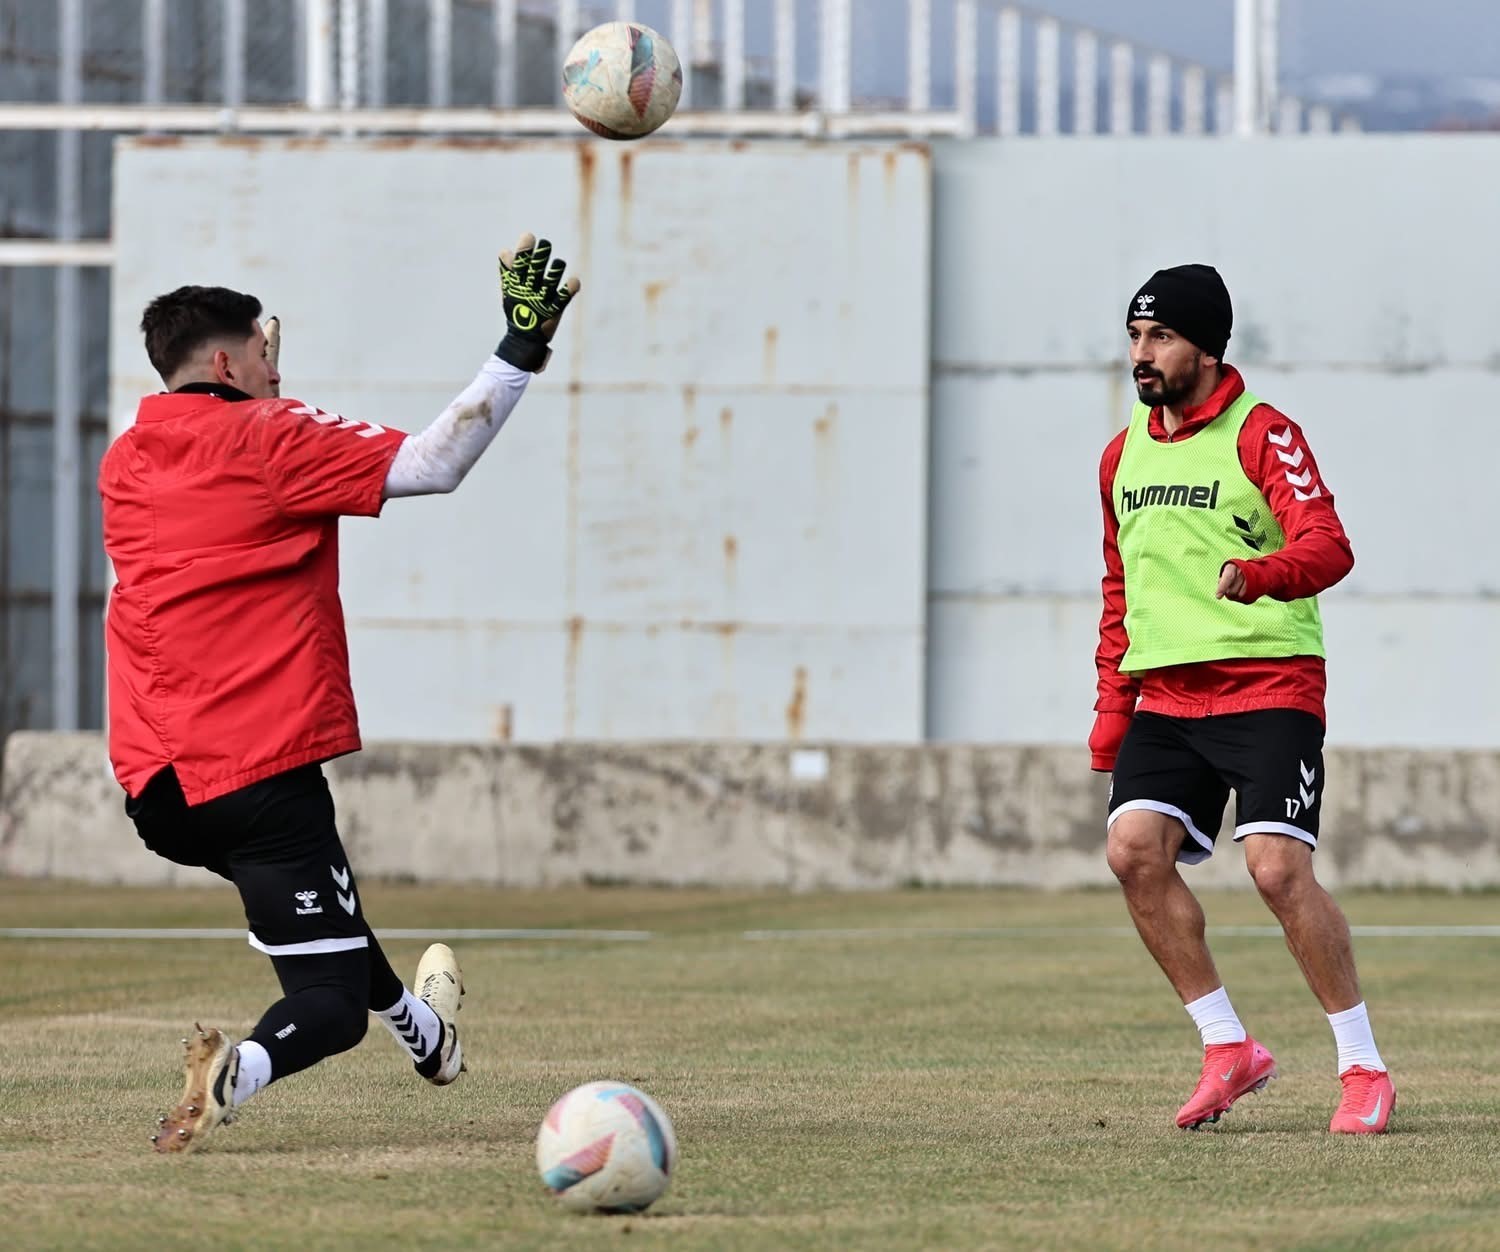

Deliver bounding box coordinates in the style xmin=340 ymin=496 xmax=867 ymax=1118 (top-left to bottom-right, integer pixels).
xmin=1244 ymin=835 xmax=1315 ymax=908
xmin=1106 ymin=810 xmax=1187 ymax=884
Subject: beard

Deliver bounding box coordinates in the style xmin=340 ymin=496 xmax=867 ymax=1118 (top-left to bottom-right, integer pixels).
xmin=1134 ymin=359 xmax=1199 ymax=407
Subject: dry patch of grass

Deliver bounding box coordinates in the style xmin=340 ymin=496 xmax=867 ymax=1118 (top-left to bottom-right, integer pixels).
xmin=3 ymin=885 xmax=1499 ymax=1250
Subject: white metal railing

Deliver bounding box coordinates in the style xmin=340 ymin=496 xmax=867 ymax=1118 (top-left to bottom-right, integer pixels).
xmin=0 ymin=0 xmax=1344 ymax=142
xmin=0 ymin=102 xmax=967 ymax=141
xmin=0 ymin=0 xmax=1347 ymax=731
xmin=1 ymin=1 xmax=1344 ymax=147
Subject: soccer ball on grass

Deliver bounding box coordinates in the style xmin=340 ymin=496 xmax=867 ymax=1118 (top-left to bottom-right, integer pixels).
xmin=536 ymin=1080 xmax=678 ymax=1214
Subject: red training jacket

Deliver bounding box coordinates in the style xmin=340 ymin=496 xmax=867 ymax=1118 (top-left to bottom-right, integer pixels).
xmin=1091 ymin=366 xmax=1353 ymax=770
xmin=100 ymin=388 xmax=407 ymax=804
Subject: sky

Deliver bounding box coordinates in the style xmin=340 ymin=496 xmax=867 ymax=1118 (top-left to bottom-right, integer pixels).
xmin=620 ymin=1 xmax=1500 ymax=83
xmin=623 ymin=0 xmax=1500 ymax=124
xmin=1008 ymin=0 xmax=1500 ymax=80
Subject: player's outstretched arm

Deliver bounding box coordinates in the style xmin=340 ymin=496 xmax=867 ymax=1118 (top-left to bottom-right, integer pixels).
xmin=383 ymin=234 xmax=582 ymax=499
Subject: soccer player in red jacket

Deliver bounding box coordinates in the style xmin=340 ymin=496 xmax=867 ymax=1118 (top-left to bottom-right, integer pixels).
xmin=1093 ymin=264 xmax=1394 ymax=1133
xmin=101 ymin=234 xmax=577 ymax=1153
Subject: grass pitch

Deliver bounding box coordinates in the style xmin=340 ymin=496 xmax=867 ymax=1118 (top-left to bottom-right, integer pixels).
xmin=3 ymin=881 xmax=1499 ymax=1251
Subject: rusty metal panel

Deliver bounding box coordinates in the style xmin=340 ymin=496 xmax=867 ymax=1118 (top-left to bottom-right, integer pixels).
xmin=110 ymin=136 xmax=931 ymax=742
xmin=927 ymin=136 xmax=1500 ymax=749
xmin=925 ymin=371 xmax=1114 ymax=744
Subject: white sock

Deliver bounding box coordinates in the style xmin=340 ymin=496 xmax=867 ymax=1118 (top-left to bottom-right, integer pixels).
xmin=373 ymin=989 xmax=442 ymax=1063
xmin=232 ymin=1041 xmax=272 ymax=1108
xmin=1327 ymin=1001 xmax=1385 ymax=1074
xmin=1184 ymin=986 xmax=1248 ymax=1046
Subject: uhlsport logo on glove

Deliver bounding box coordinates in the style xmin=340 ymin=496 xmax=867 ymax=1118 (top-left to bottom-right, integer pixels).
xmin=495 ymin=233 xmax=581 ymax=374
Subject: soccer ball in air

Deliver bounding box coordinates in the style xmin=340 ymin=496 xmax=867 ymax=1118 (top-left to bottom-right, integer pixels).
xmin=562 ymin=22 xmax=683 ymax=140
xmin=536 ymin=1080 xmax=678 ymax=1214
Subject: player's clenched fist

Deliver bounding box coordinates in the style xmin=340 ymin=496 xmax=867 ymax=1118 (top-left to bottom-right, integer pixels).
xmin=1215 ymin=562 xmax=1250 ymax=603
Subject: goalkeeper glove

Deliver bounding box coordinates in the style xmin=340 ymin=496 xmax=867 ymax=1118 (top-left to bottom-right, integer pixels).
xmin=496 ymin=233 xmax=581 ymax=373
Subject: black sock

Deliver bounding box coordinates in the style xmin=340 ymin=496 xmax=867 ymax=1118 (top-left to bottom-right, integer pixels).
xmin=248 ymin=948 xmax=371 ymax=1083
xmin=363 ymin=923 xmax=405 ymax=1011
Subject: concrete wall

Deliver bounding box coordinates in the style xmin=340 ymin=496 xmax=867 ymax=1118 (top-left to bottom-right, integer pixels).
xmin=105 ymin=135 xmax=1500 ymax=756
xmin=111 ymin=138 xmax=932 ymax=745
xmin=6 ymin=732 xmax=1500 ymax=890
xmin=927 ymin=136 xmax=1500 ymax=750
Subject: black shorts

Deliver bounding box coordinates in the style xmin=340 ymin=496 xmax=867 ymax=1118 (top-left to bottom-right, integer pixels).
xmin=126 ymin=764 xmax=369 ymax=957
xmin=1107 ymin=709 xmax=1325 ymax=865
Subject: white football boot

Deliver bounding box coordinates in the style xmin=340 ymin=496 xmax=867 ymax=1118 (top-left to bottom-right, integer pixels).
xmin=415 ymin=943 xmax=466 ymax=1085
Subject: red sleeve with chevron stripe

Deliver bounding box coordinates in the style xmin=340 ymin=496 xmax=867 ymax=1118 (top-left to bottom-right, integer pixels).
xmin=1226 ymin=405 xmax=1354 ymax=604
xmin=1094 ymin=429 xmax=1139 ymax=714
xmin=257 ymin=397 xmax=408 ymax=519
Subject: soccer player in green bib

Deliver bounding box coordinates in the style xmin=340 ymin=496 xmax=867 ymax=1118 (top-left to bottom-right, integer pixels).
xmin=1091 ymin=264 xmax=1394 ymax=1134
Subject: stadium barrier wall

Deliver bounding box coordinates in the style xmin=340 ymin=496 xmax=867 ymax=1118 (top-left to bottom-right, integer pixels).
xmin=105 ymin=137 xmax=1500 ymax=757
xmin=4 ymin=731 xmax=1499 ymax=891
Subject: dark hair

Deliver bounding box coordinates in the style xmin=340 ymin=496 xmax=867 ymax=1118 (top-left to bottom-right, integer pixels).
xmin=140 ymin=285 xmax=262 ymax=379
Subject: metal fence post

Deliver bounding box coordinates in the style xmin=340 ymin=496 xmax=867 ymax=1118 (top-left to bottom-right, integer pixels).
xmin=671 ymin=0 xmax=694 ymax=109
xmin=773 ymin=0 xmax=795 ymax=111
xmin=1147 ymin=54 xmax=1170 ymax=135
xmin=907 ymin=0 xmax=930 ymax=113
xmin=723 ymin=0 xmax=745 ymax=111
xmin=1109 ymin=41 xmax=1132 ymax=136
xmin=1072 ymin=28 xmax=1097 ymax=135
xmin=1216 ymin=76 xmax=1235 ymax=134
xmin=223 ymin=0 xmax=246 ymax=111
xmin=143 ymin=0 xmax=166 ymax=104
xmin=53 ymin=0 xmax=83 ymax=731
xmin=305 ymin=0 xmax=334 ymax=109
xmin=1234 ymin=0 xmax=1260 ymax=135
xmin=1259 ymin=0 xmax=1280 ymax=131
xmin=820 ymin=0 xmax=852 ymax=115
xmin=955 ymin=0 xmax=977 ymax=137
xmin=692 ymin=0 xmax=713 ymax=65
xmin=368 ymin=0 xmax=389 ymax=107
xmin=338 ymin=0 xmax=360 ymax=112
xmin=1035 ymin=17 xmax=1059 ymax=137
xmin=996 ymin=7 xmax=1020 ymax=137
xmin=428 ymin=0 xmax=452 ymax=108
xmin=493 ymin=0 xmax=516 ymax=108
xmin=1182 ymin=65 xmax=1206 ymax=135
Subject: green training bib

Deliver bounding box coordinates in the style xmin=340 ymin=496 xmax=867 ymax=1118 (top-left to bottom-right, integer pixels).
xmin=1115 ymin=388 xmax=1325 ymax=674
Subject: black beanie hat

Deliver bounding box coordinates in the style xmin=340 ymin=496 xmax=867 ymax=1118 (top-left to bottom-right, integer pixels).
xmin=1127 ymin=264 xmax=1232 ymax=361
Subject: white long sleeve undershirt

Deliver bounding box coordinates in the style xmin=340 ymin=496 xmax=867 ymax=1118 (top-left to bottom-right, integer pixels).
xmin=381 ymin=356 xmax=531 ymax=498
